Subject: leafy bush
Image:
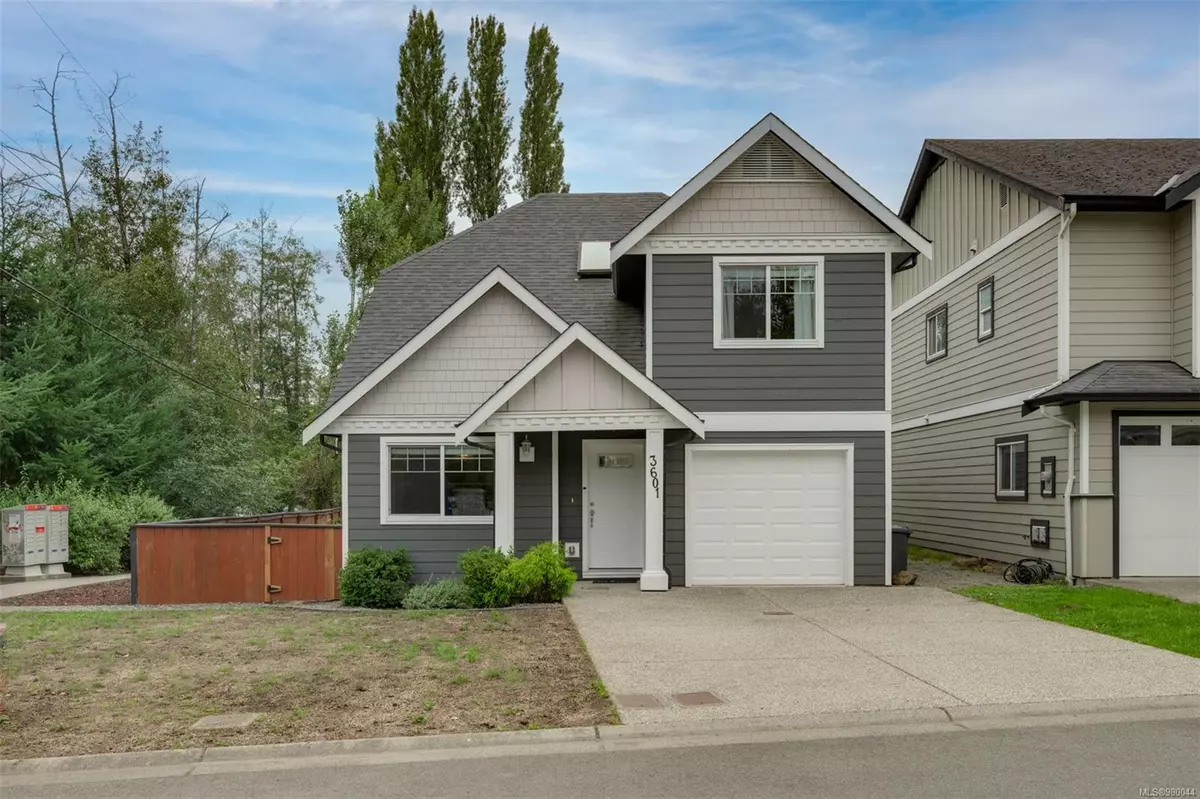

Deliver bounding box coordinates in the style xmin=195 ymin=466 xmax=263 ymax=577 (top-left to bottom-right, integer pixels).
xmin=402 ymin=578 xmax=473 ymax=610
xmin=0 ymin=479 xmax=174 ymax=574
xmin=458 ymin=547 xmax=514 ymax=608
xmin=498 ymin=542 xmax=577 ymax=604
xmin=339 ymin=548 xmax=415 ymax=608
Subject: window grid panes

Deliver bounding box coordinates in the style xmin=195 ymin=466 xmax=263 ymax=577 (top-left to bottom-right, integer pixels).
xmin=978 ymin=282 xmax=994 ymax=339
xmin=720 ymin=263 xmax=818 ymax=342
xmin=389 ymin=444 xmax=495 ymax=518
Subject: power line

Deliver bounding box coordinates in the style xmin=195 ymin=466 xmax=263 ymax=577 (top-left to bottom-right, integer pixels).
xmin=0 ymin=131 xmax=64 ymax=198
xmin=0 ymin=264 xmax=271 ymax=414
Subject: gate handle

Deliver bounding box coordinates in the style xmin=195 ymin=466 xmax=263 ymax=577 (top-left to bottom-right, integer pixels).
xmin=267 ymin=535 xmax=282 ymax=544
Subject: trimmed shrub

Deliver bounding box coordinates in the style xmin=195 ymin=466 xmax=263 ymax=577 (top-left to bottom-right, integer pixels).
xmin=339 ymin=548 xmax=415 ymax=608
xmin=498 ymin=542 xmax=577 ymax=604
xmin=0 ymin=480 xmax=174 ymax=574
xmin=458 ymin=547 xmax=514 ymax=608
xmin=402 ymin=578 xmax=473 ymax=610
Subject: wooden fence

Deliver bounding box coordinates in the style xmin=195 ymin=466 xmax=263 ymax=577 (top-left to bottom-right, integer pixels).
xmin=130 ymin=523 xmax=341 ymax=605
xmin=172 ymin=508 xmax=341 ymax=526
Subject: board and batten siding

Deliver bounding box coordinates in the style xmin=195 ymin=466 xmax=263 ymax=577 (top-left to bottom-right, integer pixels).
xmin=347 ymin=434 xmax=493 ymax=581
xmin=663 ymin=431 xmax=886 ymax=587
xmin=652 ymin=253 xmax=885 ymax=412
xmin=893 ymin=409 xmax=1068 ymax=571
xmin=1069 ymin=212 xmax=1174 ymax=373
xmin=897 ymin=159 xmax=1045 ymax=306
xmin=1172 ymin=203 xmax=1193 ymax=371
xmin=345 ymin=287 xmax=556 ymax=417
xmin=503 ymin=342 xmax=652 ymax=412
xmin=893 ymin=218 xmax=1059 ymax=423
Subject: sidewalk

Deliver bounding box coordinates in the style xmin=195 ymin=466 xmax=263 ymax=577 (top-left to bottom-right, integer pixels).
xmin=0 ymin=574 xmax=128 ymax=601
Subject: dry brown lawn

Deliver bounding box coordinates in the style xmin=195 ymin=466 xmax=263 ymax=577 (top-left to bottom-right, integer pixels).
xmin=0 ymin=605 xmax=614 ymax=759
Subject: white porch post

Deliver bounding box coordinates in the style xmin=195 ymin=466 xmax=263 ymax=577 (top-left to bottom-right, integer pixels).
xmin=495 ymin=432 xmax=515 ymax=553
xmin=641 ymin=428 xmax=669 ymax=591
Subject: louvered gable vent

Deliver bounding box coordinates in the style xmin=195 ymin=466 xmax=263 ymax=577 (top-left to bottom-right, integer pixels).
xmin=716 ymin=133 xmax=824 ymax=181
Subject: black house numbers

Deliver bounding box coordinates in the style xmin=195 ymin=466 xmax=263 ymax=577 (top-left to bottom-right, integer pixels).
xmin=648 ymin=454 xmax=660 ymax=499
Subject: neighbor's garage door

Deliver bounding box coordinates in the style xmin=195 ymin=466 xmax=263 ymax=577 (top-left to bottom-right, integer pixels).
xmin=1119 ymin=417 xmax=1200 ymax=577
xmin=685 ymin=446 xmax=851 ymax=586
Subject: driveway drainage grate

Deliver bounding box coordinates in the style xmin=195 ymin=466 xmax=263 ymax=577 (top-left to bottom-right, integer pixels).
xmin=672 ymin=692 xmax=724 ymax=706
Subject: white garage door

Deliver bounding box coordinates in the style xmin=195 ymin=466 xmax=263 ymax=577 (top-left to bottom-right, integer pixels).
xmin=686 ymin=446 xmax=852 ymax=586
xmin=1119 ymin=417 xmax=1200 ymax=577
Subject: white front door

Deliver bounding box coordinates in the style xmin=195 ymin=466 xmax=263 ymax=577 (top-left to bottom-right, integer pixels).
xmin=1119 ymin=417 xmax=1200 ymax=577
xmin=583 ymin=439 xmax=645 ymax=573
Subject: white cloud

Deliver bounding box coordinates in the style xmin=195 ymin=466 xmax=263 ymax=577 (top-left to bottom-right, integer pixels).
xmin=183 ymin=171 xmax=348 ymax=199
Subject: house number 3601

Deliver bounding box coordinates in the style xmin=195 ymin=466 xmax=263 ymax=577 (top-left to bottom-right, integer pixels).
xmin=648 ymin=454 xmax=660 ymax=499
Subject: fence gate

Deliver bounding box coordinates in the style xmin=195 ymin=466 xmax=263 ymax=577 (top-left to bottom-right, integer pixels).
xmin=265 ymin=524 xmax=340 ymax=602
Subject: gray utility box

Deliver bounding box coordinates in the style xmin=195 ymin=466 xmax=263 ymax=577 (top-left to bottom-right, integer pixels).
xmin=45 ymin=505 xmax=70 ymax=577
xmin=1 ymin=504 xmax=70 ymax=582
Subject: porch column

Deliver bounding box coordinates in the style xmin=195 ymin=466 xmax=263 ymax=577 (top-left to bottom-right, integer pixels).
xmin=495 ymin=431 xmax=515 ymax=553
xmin=641 ymin=428 xmax=669 ymax=591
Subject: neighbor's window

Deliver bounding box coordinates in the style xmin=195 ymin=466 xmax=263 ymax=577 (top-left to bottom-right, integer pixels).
xmin=716 ymin=259 xmax=822 ymax=347
xmin=388 ymin=444 xmax=494 ymax=520
xmin=995 ymin=436 xmax=1028 ymax=500
xmin=977 ymin=278 xmax=995 ymax=341
xmin=925 ymin=304 xmax=948 ymax=362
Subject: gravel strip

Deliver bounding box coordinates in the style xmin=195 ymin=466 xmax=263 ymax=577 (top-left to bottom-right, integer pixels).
xmin=0 ymin=579 xmax=130 ymax=607
xmin=907 ymin=558 xmax=1008 ymax=590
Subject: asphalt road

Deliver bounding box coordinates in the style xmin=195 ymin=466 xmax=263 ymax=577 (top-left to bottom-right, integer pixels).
xmin=9 ymin=718 xmax=1199 ymax=799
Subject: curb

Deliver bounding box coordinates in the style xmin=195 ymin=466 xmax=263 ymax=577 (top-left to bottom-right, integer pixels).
xmin=5 ymin=695 xmax=1200 ymax=777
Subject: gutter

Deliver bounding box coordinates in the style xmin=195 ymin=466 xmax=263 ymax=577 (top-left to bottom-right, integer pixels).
xmin=1037 ymin=406 xmax=1076 ymax=584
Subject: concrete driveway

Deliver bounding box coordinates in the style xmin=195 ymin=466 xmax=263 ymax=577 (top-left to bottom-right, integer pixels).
xmin=565 ymin=584 xmax=1200 ymax=724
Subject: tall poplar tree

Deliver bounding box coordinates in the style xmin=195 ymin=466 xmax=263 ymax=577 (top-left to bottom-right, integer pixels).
xmin=455 ymin=15 xmax=511 ymax=223
xmin=374 ymin=7 xmax=457 ymax=236
xmin=515 ymin=25 xmax=568 ymax=198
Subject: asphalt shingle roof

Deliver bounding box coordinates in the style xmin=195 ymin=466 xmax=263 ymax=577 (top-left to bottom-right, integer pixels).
xmin=326 ymin=192 xmax=667 ymax=410
xmin=930 ymin=139 xmax=1200 ymax=199
xmin=1024 ymin=360 xmax=1200 ymax=411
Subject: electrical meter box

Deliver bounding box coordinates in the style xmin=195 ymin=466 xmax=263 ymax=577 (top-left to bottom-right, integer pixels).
xmin=1 ymin=505 xmax=49 ymax=581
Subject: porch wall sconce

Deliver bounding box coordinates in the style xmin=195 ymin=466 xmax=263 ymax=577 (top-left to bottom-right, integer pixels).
xmin=519 ymin=435 xmax=535 ymax=463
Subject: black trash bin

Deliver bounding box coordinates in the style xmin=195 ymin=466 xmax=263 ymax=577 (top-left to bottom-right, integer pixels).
xmin=891 ymin=525 xmax=911 ymax=574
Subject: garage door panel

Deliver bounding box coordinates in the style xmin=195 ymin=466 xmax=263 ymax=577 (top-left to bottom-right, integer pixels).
xmin=687 ymin=447 xmax=851 ymax=586
xmin=1119 ymin=419 xmax=1200 ymax=578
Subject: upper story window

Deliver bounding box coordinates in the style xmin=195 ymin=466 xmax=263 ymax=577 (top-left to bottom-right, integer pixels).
xmin=713 ymin=256 xmax=824 ymax=349
xmin=383 ymin=441 xmax=494 ymax=524
xmin=925 ymin=304 xmax=948 ymax=362
xmin=977 ymin=277 xmax=995 ymax=341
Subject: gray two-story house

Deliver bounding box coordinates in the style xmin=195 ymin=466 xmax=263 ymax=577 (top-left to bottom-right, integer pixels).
xmin=304 ymin=114 xmax=929 ymax=590
xmin=892 ymin=139 xmax=1200 ymax=580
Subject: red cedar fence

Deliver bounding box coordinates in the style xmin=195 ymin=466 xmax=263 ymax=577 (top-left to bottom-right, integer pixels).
xmin=130 ymin=509 xmax=342 ymax=605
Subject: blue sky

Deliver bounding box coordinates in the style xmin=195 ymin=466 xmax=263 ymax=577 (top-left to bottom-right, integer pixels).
xmin=3 ymin=1 xmax=1198 ymax=320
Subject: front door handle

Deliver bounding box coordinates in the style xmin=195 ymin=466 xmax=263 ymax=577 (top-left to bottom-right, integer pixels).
xmin=589 ymin=503 xmax=595 ymax=529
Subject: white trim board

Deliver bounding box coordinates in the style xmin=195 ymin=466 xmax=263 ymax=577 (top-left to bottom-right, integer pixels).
xmin=683 ymin=442 xmax=856 ymax=587
xmin=551 ymin=431 xmax=560 ymax=544
xmin=630 ymin=234 xmax=910 ymax=255
xmin=1191 ymin=193 xmax=1200 ymax=378
xmin=340 ymin=433 xmax=349 ymax=567
xmin=712 ymin=255 xmax=826 ymax=350
xmin=1056 ymin=203 xmax=1078 ymax=381
xmin=303 ymin=266 xmax=568 ymax=443
xmin=645 ymin=252 xmax=654 ymax=378
xmin=893 ymin=386 xmax=1057 ymax=432
xmin=325 ymin=417 xmax=457 ymax=435
xmin=891 ymin=207 xmax=1061 ymax=320
xmin=700 ymin=411 xmax=890 ymax=432
xmin=480 ymin=409 xmax=684 ymax=432
xmin=455 ymin=323 xmax=706 ymax=441
xmin=610 ymin=114 xmax=931 ymax=261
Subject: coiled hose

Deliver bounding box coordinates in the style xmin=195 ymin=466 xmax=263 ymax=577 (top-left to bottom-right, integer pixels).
xmin=1003 ymin=558 xmax=1056 ymax=584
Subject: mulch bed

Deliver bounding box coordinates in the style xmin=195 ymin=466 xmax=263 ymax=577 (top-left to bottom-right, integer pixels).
xmin=1 ymin=579 xmax=131 ymax=607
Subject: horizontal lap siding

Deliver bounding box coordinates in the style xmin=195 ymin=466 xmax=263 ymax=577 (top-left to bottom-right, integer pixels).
xmin=347 ymin=434 xmax=492 ymax=581
xmin=653 ymin=254 xmax=885 ymax=412
xmin=664 ymin=431 xmax=886 ymax=586
xmin=1172 ymin=204 xmax=1193 ymax=371
xmin=894 ymin=409 xmax=1067 ymax=570
xmin=1069 ymin=212 xmax=1174 ymax=372
xmin=893 ymin=219 xmax=1058 ymax=422
xmin=514 ymin=432 xmax=552 ymax=555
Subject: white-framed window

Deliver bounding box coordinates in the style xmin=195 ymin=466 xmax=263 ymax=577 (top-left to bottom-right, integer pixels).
xmin=925 ymin=304 xmax=948 ymax=362
xmin=379 ymin=437 xmax=495 ymax=524
xmin=712 ymin=256 xmax=824 ymax=349
xmin=995 ymin=435 xmax=1028 ymax=501
xmin=977 ymin=277 xmax=995 ymax=341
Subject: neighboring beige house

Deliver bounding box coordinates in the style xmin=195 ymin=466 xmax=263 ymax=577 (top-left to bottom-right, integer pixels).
xmin=892 ymin=139 xmax=1200 ymax=580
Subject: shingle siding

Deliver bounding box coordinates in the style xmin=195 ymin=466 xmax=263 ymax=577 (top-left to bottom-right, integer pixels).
xmin=663 ymin=431 xmax=887 ymax=587
xmin=652 ymin=253 xmax=885 ymax=412
xmin=347 ymin=434 xmax=493 ymax=581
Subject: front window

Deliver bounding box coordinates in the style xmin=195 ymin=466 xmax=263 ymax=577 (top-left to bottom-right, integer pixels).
xmin=387 ymin=443 xmax=494 ymax=521
xmin=715 ymin=259 xmax=823 ymax=347
xmin=995 ymin=436 xmax=1028 ymax=500
xmin=977 ymin=278 xmax=994 ymax=341
xmin=926 ymin=305 xmax=948 ymax=362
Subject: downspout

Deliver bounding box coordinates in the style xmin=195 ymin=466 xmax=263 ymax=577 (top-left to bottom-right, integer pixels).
xmin=1037 ymin=406 xmax=1076 ymax=584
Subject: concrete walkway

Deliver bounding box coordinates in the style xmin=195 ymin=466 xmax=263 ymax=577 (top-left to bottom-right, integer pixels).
xmin=1091 ymin=577 xmax=1200 ymax=604
xmin=565 ymin=584 xmax=1200 ymax=724
xmin=0 ymin=574 xmax=128 ymax=601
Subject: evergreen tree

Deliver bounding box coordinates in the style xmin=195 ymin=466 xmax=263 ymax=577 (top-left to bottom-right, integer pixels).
xmin=516 ymin=25 xmax=568 ymax=198
xmin=455 ymin=15 xmax=512 ymax=223
xmin=375 ymin=7 xmax=457 ymax=236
